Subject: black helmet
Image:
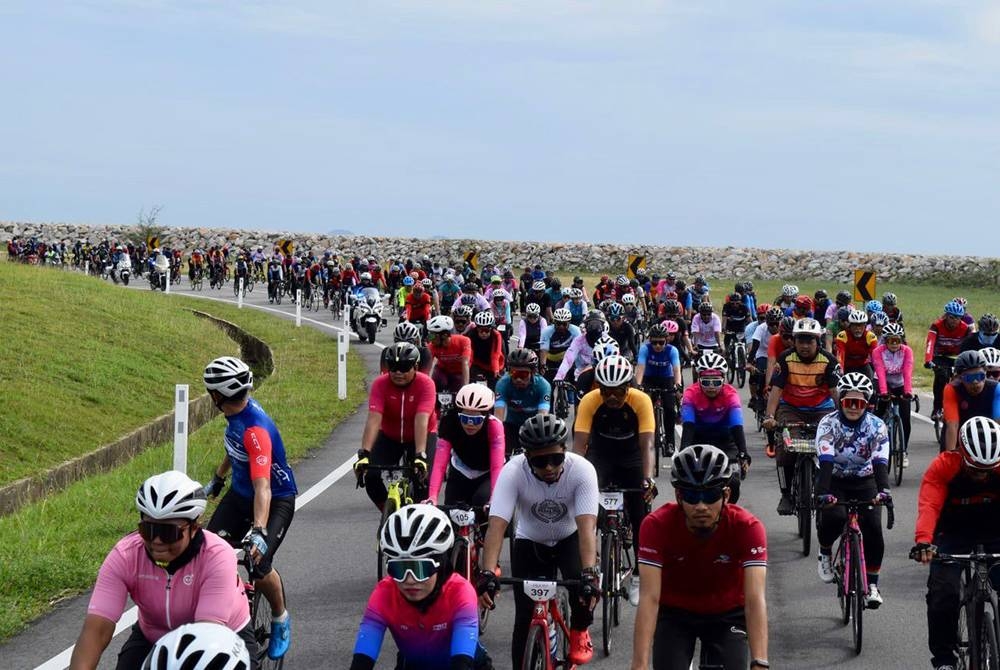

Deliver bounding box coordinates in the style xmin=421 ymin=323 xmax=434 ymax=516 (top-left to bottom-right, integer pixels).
xmin=980 ymin=313 xmax=1000 ymax=335
xmin=835 ymin=290 xmax=851 ymax=306
xmin=648 ymin=323 xmax=668 ymax=339
xmin=384 ymin=342 xmax=420 ymax=366
xmin=519 ymin=414 xmax=570 ymax=451
xmin=507 ymin=348 xmax=538 ymax=369
xmin=779 ymin=316 xmax=795 ymax=336
xmin=836 ymin=307 xmax=851 ymax=322
xmin=814 ymin=289 xmax=828 ymax=300
xmin=670 ymin=445 xmax=730 ymax=489
xmin=664 ymin=300 xmax=680 ymax=316
xmin=955 ymin=350 xmax=988 ymax=376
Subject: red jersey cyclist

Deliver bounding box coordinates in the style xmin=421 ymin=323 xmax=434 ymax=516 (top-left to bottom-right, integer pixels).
xmin=427 ymin=315 xmax=472 ymax=393
xmin=925 ymin=300 xmax=972 ymax=422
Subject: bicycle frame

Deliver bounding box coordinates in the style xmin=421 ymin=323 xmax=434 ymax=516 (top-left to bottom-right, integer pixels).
xmin=934 ymin=547 xmax=1000 ymax=668
xmin=498 ymin=577 xmax=579 ymax=670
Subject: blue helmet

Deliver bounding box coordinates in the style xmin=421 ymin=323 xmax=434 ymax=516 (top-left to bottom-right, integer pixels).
xmin=865 ymin=300 xmax=883 ymax=313
xmin=402 ymin=276 xmax=415 ymax=287
xmin=945 ymin=300 xmax=965 ymax=317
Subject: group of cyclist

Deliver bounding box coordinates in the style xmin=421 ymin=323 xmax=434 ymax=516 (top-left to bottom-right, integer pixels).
xmin=63 ymin=253 xmax=1000 ymax=670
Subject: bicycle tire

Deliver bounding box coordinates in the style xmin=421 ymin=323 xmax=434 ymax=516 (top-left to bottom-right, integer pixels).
xmin=736 ymin=345 xmax=747 ymax=388
xmin=251 ymin=585 xmax=286 ymax=669
xmin=980 ymin=604 xmax=1000 ymax=670
xmin=935 ymin=416 xmax=942 ymax=444
xmin=654 ymin=403 xmax=665 ymax=472
xmin=520 ymin=621 xmax=549 ymax=670
xmin=557 ymin=588 xmax=571 ymax=661
xmin=891 ymin=416 xmax=904 ymax=487
xmin=726 ymin=355 xmax=736 ymax=384
xmin=798 ymin=460 xmax=814 ymax=557
xmin=376 ymin=497 xmax=398 ymax=581
xmin=957 ymin=576 xmax=973 ymax=669
xmin=836 ymin=541 xmax=850 ymax=626
xmin=850 ymin=535 xmax=864 ymax=654
xmin=601 ymin=532 xmax=615 ymax=656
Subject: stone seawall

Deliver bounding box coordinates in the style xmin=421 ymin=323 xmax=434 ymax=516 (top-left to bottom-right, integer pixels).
xmin=4 ymin=220 xmax=999 ymax=285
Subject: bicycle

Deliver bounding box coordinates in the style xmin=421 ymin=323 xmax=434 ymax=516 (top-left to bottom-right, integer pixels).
xmin=240 ymin=538 xmax=285 ymax=670
xmin=366 ymin=463 xmax=419 ymax=581
xmin=189 ymin=266 xmax=204 ymax=291
xmin=641 ymin=386 xmax=675 ymax=472
xmin=437 ymin=503 xmax=490 ymax=631
xmin=828 ymin=499 xmax=894 ymax=655
xmin=552 ymin=380 xmax=578 ymax=421
xmin=929 ymin=359 xmax=955 ymax=444
xmin=781 ymin=422 xmax=819 ymax=557
xmin=496 ymin=577 xmax=580 ymax=670
xmin=916 ymin=545 xmax=1000 ymax=670
xmin=724 ymin=334 xmax=748 ymax=389
xmin=597 ymin=487 xmax=643 ymax=657
xmin=329 ymin=288 xmax=343 ymax=320
xmin=878 ymin=395 xmax=908 ymax=487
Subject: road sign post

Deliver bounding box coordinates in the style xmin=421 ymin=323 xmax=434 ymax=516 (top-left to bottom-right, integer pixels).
xmin=338 ymin=332 xmax=348 ymax=400
xmin=173 ymin=384 xmax=189 ymax=473
xmin=626 ymin=254 xmax=646 ymax=280
xmin=296 ymin=290 xmax=302 ymax=327
xmin=853 ymin=270 xmax=876 ymax=303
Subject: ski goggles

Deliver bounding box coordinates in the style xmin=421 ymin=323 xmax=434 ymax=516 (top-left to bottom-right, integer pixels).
xmin=699 ymin=377 xmax=724 ymax=388
xmin=458 ymin=412 xmax=486 ymax=427
xmin=963 ymin=372 xmax=987 ymax=383
xmin=509 ymin=369 xmax=533 ymax=380
xmin=386 ymin=558 xmax=440 ymax=582
xmin=138 ymin=520 xmax=188 ymax=543
xmin=676 ymin=487 xmax=725 ymax=505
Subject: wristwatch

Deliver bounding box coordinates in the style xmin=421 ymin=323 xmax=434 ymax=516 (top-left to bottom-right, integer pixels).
xmin=751 ymin=659 xmax=770 ymax=669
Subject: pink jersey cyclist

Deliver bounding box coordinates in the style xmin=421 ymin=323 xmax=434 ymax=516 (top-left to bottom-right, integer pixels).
xmin=427 ymin=414 xmax=505 ymax=505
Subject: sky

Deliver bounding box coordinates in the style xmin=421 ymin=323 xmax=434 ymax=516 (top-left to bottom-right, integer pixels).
xmin=1 ymin=0 xmax=999 ymax=255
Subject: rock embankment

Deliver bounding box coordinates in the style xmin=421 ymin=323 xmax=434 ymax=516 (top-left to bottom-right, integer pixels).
xmin=4 ymin=221 xmax=999 ymax=285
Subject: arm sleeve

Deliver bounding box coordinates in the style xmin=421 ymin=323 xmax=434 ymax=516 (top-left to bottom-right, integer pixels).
xmin=943 ymin=384 xmax=960 ymax=423
xmin=352 ymin=601 xmax=389 ymax=661
xmin=537 ymin=378 xmax=552 ymax=413
xmin=555 ymin=340 xmax=578 ymax=380
xmin=815 ymin=460 xmax=834 ymax=496
xmin=730 ymin=425 xmax=747 ymax=455
xmin=488 ymin=420 xmax=506 ymax=493
xmin=517 ymin=320 xmax=526 ymax=344
xmin=993 ymin=384 xmax=1000 ymax=421
xmin=428 ymin=438 xmax=452 ymax=501
xmin=450 ymin=580 xmax=481 ymax=660
xmin=872 ymin=417 xmax=890 ymax=466
xmin=539 ymin=326 xmax=553 ymax=350
xmin=680 ymin=422 xmax=695 ymax=448
xmin=874 ymin=461 xmax=890 ymax=492
xmin=637 ymin=344 xmax=649 ymax=365
xmin=903 ymin=346 xmax=914 ymax=394
xmin=834 ymin=333 xmax=847 ymax=371
xmin=925 ymin=328 xmax=937 ymax=363
xmin=871 ymin=345 xmax=889 ymax=394
xmin=244 ymin=427 xmax=273 ymax=482
xmin=493 ymin=377 xmax=509 ymax=411
xmin=915 ymin=455 xmax=960 ymax=543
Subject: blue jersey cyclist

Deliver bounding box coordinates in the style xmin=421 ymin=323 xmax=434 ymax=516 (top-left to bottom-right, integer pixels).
xmin=635 ymin=321 xmax=682 ymax=455
xmin=351 ymin=505 xmax=493 ymax=670
xmin=494 ymin=348 xmax=552 ymax=458
xmin=202 ymin=356 xmax=296 ymax=660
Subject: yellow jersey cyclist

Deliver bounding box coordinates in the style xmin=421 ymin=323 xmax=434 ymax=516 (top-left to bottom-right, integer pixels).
xmin=573 ymin=355 xmax=656 ymax=606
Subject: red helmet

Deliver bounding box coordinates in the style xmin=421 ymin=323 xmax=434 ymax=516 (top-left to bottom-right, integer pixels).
xmin=794 ymin=295 xmax=813 ymax=311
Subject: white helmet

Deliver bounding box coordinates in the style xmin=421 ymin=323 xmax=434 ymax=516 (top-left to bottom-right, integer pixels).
xmin=136 ymin=471 xmax=207 ymax=521
xmin=360 ymin=272 xmax=372 ymax=281
xmin=553 ymin=308 xmax=572 ymax=323
xmin=837 ymin=372 xmax=874 ymax=400
xmin=531 ymin=281 xmax=546 ymax=291
xmin=380 ymin=504 xmax=455 ymax=559
xmin=847 ymin=310 xmax=869 ymax=325
xmin=393 ymin=321 xmax=422 ymax=344
xmin=569 ymin=288 xmax=585 ymax=299
xmin=142 ymin=622 xmax=249 ymax=670
xmin=203 ymin=356 xmax=253 ymax=398
xmin=781 ymin=284 xmax=799 ymax=297
xmin=622 ymin=293 xmax=636 ymax=305
xmin=960 ymin=417 xmax=1000 ymax=470
xmin=983 ymin=347 xmax=1000 ymax=369
xmin=455 ymin=383 xmax=495 ymax=411
xmin=473 ymin=310 xmax=495 ymax=327
xmin=525 ymin=302 xmax=541 ymax=316
xmin=792 ymin=318 xmax=823 ymax=337
xmin=492 ymin=289 xmax=510 ymax=301
xmin=427 ymin=315 xmax=454 ymax=333
xmin=594 ymin=354 xmax=634 ymax=388
xmin=695 ymin=351 xmax=728 ymax=375
xmin=592 ymin=335 xmax=620 ymax=362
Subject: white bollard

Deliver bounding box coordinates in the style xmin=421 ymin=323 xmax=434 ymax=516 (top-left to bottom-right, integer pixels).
xmin=173 ymin=384 xmax=189 ymax=473
xmin=238 ymin=278 xmax=244 ymax=309
xmin=165 ymin=272 xmax=171 ymax=294
xmin=338 ymin=332 xmax=348 ymax=400
xmin=84 ymin=260 xmax=89 ymax=276
xmin=296 ymin=290 xmax=302 ymax=327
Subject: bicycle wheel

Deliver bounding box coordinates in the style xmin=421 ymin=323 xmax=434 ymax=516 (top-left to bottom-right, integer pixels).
xmin=798 ymin=460 xmax=814 ymax=556
xmin=601 ymin=532 xmax=619 ymax=656
xmin=520 ymin=621 xmax=548 ymax=670
xmin=251 ymin=585 xmax=286 ymax=669
xmin=935 ymin=416 xmax=942 ymax=444
xmin=726 ymin=353 xmax=736 ymax=384
xmin=736 ymin=346 xmax=747 ymax=388
xmin=836 ymin=542 xmax=850 ymax=626
xmin=376 ymin=497 xmax=398 ymax=581
xmin=979 ymin=603 xmax=1000 ymax=670
xmin=654 ymin=403 xmax=664 ymax=472
xmin=850 ymin=536 xmax=864 ymax=654
xmin=891 ymin=416 xmax=904 ymax=487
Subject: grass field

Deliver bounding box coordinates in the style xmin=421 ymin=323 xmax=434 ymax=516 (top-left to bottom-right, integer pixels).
xmin=554 ymin=272 xmax=999 ymax=390
xmin=0 ymin=264 xmax=368 ymax=641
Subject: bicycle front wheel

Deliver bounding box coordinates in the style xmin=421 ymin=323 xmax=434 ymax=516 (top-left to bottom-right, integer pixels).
xmin=601 ymin=532 xmax=619 ymax=656
xmin=980 ymin=603 xmax=1000 ymax=670
xmin=654 ymin=403 xmax=665 ymax=472
xmin=798 ymin=460 xmax=814 ymax=556
xmin=836 ymin=542 xmax=850 ymax=626
xmin=850 ymin=536 xmax=864 ymax=654
xmin=891 ymin=416 xmax=904 ymax=487
xmin=521 ymin=622 xmax=549 ymax=670
xmin=252 ymin=585 xmax=286 ymax=669
xmin=376 ymin=497 xmax=398 ymax=581
xmin=736 ymin=346 xmax=747 ymax=388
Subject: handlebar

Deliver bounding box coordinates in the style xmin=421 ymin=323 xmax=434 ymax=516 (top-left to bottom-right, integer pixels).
xmin=828 ymin=498 xmax=895 ymax=530
xmin=498 ymin=577 xmax=581 ymax=588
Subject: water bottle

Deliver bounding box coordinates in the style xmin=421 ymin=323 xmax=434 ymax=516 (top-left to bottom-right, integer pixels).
xmin=548 ymin=618 xmax=558 ymax=659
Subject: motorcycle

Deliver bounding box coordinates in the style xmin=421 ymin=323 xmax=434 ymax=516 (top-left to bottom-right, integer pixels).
xmin=118 ymin=262 xmax=131 ymax=286
xmin=352 ymin=287 xmax=386 ymax=344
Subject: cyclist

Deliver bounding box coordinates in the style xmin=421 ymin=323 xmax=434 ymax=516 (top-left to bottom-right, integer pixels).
xmin=69 ymin=471 xmax=254 ymax=670
xmin=381 ymin=321 xmax=433 ymax=375
xmin=201 ymin=356 xmax=295 ymax=660
xmin=881 ymin=292 xmax=903 ymax=325
xmin=404 ymin=278 xmax=433 ymax=328
xmin=765 ymin=316 xmax=795 ymax=389
xmin=636 ymin=322 xmax=682 ymax=456
xmin=835 ymin=309 xmax=877 ymax=378
xmin=477 ymin=415 xmax=600 ymax=668
xmin=662 ymin=299 xmax=694 ymax=358
xmin=787 ymin=295 xmax=814 ymax=320
xmin=721 ymin=292 xmax=751 ymax=355
xmin=985 ymin=347 xmax=1000 ymax=381
xmin=494 ymin=348 xmax=551 ymax=457
xmin=488 ymin=288 xmax=513 ymax=349
xmin=631 ymin=445 xmax=769 ymax=670
xmin=352 ymin=505 xmax=493 ymax=670
xmin=872 ymin=322 xmax=914 ymax=466
xmin=516 ymin=302 xmax=546 ymax=355
xmin=566 ymin=287 xmax=589 ymax=325
xmin=814 ymin=373 xmax=891 ymax=608
xmin=680 ymin=352 xmax=750 ymax=503
xmin=925 ymin=300 xmax=972 ymax=423
xmin=555 ymin=311 xmax=607 ymax=383
xmin=356 ymin=343 xmax=435 ymax=509
xmin=607 ymin=302 xmax=638 ymax=361
xmin=437 ymin=271 xmax=461 ymax=315
xmin=911 ymin=416 xmax=1000 ymax=670
xmin=748 ymin=307 xmax=782 ymax=413
xmin=690 ymin=302 xmax=723 ymax=367
xmin=452 ymin=304 xmax=474 ymax=335
xmin=142 ymin=622 xmax=250 ymax=670
xmin=573 ymin=334 xmax=621 ymax=396
xmin=825 ymin=306 xmax=851 ymax=351
xmin=774 ymin=284 xmax=798 ymax=311
xmin=427 ymin=315 xmax=471 ymax=393
xmin=941 ymin=349 xmax=1000 ymax=452
xmin=526 ymin=280 xmax=553 ymax=321
xmin=824 ymin=290 xmax=853 ymax=324
xmin=813 ymin=289 xmax=831 ymax=327
xmin=869 ymin=311 xmax=889 ymax=343
xmin=540 ymin=308 xmax=580 ymax=382
xmin=469 ymin=310 xmax=505 ymax=387
xmin=960 ymin=312 xmax=1000 ymax=352
xmin=425 ymin=385 xmax=505 ymax=507
xmin=763 ymin=318 xmax=841 ymax=516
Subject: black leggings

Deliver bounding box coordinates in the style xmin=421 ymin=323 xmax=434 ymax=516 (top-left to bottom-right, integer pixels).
xmin=876 ymin=387 xmax=912 ymax=449
xmin=652 ymin=607 xmax=748 ymax=670
xmin=117 ymin=622 xmax=259 ymax=670
xmin=590 ymin=455 xmax=647 ymax=565
xmin=510 ymin=534 xmax=592 ymax=669
xmin=931 ymin=355 xmax=954 ymax=414
xmin=443 ymin=468 xmax=491 ymax=507
xmin=816 ymin=477 xmax=884 ymax=571
xmin=363 ymin=432 xmax=429 ymax=507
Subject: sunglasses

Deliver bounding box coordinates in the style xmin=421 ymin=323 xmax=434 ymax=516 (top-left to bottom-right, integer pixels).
xmin=387 ymin=361 xmax=416 ymax=373
xmin=963 ymin=371 xmax=987 ymax=383
xmin=841 ymin=397 xmax=868 ymax=410
xmin=677 ymin=487 xmax=725 ymax=505
xmin=476 ymin=327 xmax=492 ymax=333
xmin=528 ymin=452 xmax=566 ymax=469
xmin=989 ymin=370 xmax=1000 ymax=380
xmin=458 ymin=412 xmax=486 ymax=427
xmin=699 ymin=377 xmax=723 ymax=388
xmin=510 ymin=369 xmax=533 ymax=380
xmin=138 ymin=520 xmax=188 ymax=543
xmin=599 ymin=385 xmax=627 ymax=398
xmin=526 ymin=314 xmax=540 ymax=319
xmin=650 ymin=340 xmax=666 ymax=347
xmin=432 ymin=332 xmax=449 ymax=340
xmin=386 ymin=558 xmax=440 ymax=582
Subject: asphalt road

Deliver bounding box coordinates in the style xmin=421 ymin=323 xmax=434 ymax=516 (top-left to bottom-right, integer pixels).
xmin=7 ymin=276 xmax=942 ymax=669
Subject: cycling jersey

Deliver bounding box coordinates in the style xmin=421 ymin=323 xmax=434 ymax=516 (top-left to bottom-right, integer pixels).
xmin=637 ymin=341 xmax=679 ymax=379
xmin=960 ymin=331 xmax=1000 ymax=352
xmin=352 ymin=573 xmax=480 ymax=670
xmin=925 ymin=317 xmax=971 ymax=362
xmin=638 ymin=503 xmax=767 ymax=615
xmin=835 ymin=330 xmax=877 ymax=371
xmin=368 ymin=372 xmax=436 ymax=443
xmin=915 ymin=451 xmax=1000 ymax=544
xmin=494 ymin=374 xmax=552 ymax=427
xmin=942 ymin=379 xmax=1000 ymax=425
xmin=469 ymin=330 xmax=504 ymax=376
xmin=690 ymin=314 xmax=722 ymax=348
xmin=815 ymin=410 xmax=889 ymax=479
xmin=517 ymin=317 xmax=546 ymax=350
xmin=566 ymin=299 xmax=587 ymax=324
xmin=539 ymin=324 xmax=581 ymax=362
xmin=87 ymin=531 xmax=250 ymax=643
xmin=771 ymin=348 xmax=840 ymax=410
xmin=871 ymin=343 xmax=914 ymax=394
xmin=555 ymin=333 xmax=595 ymax=380
xmin=428 ymin=414 xmax=505 ymax=501
xmin=680 ymin=384 xmax=743 ymax=439
xmin=722 ymin=302 xmax=750 ymax=332
xmin=223 ymin=398 xmax=297 ymax=499
xmin=575 ymin=388 xmax=654 ymax=466
xmin=405 ymin=291 xmax=432 ymax=322
xmin=490 ymin=453 xmax=599 ymax=546
xmin=429 ymin=335 xmax=472 ymax=375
